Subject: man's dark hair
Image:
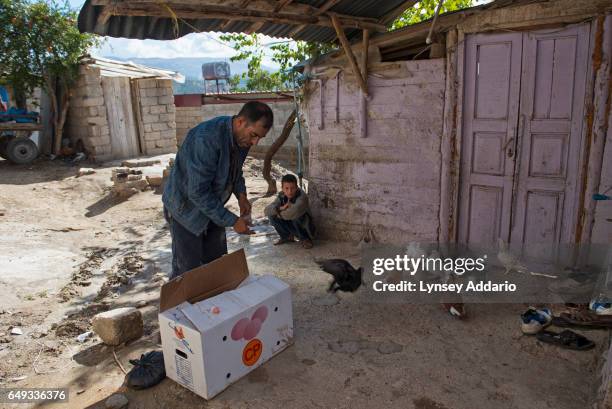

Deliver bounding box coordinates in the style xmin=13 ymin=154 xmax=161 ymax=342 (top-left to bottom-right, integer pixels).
xmin=281 ymin=174 xmax=298 ymax=185
xmin=238 ymin=101 xmax=274 ymax=129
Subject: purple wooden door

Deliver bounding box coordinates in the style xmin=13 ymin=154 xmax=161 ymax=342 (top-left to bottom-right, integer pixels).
xmin=459 ymin=25 xmax=590 ymax=250
xmin=510 ymin=25 xmax=590 ymax=256
xmin=458 ymin=33 xmax=523 ymax=245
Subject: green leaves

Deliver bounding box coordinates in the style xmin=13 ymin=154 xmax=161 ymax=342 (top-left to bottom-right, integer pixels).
xmin=0 ymin=0 xmax=97 ymax=98
xmin=218 ymin=33 xmax=332 ymax=91
xmin=390 ymin=0 xmax=474 ymax=30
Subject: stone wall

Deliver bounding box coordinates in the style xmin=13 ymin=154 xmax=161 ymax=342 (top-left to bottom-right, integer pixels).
xmin=136 ymin=78 xmax=177 ymax=156
xmin=65 ymin=68 xmax=177 ymax=161
xmin=303 ymin=60 xmax=446 ymax=244
xmin=175 ymin=99 xmax=308 ymax=164
xmin=65 ymin=65 xmax=112 ymax=160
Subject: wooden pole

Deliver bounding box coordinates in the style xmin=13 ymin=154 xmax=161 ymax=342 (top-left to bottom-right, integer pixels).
xmin=263 ymin=109 xmax=297 ymax=196
xmin=360 ymin=29 xmax=369 ymax=138
xmin=361 ymin=29 xmax=369 ymax=85
xmin=330 ymin=14 xmax=368 ymax=97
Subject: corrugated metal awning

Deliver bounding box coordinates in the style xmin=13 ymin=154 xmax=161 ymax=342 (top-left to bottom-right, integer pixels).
xmin=78 ymin=0 xmax=417 ymax=42
xmin=83 ymin=56 xmax=186 ymax=83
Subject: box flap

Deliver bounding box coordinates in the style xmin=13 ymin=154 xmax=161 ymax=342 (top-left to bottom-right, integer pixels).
xmin=159 ymin=248 xmax=249 ymax=312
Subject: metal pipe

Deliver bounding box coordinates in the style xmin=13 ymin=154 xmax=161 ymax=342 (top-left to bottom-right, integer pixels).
xmin=291 ymin=71 xmax=306 ymax=188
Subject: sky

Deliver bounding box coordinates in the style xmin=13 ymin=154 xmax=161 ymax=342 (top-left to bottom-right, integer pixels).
xmin=67 ymin=0 xmax=283 ymax=66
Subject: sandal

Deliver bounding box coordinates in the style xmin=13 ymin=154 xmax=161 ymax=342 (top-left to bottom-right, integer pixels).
xmin=536 ymin=329 xmax=595 ymax=350
xmin=553 ymin=311 xmax=612 ymax=329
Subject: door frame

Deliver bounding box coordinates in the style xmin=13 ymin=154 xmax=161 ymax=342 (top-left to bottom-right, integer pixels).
xmin=446 ymin=20 xmax=598 ymax=245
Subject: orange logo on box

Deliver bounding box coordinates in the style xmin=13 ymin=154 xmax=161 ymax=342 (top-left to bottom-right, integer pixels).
xmin=242 ymin=339 xmax=262 ymax=366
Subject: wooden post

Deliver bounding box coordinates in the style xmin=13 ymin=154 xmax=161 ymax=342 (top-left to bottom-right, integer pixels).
xmin=361 ymin=29 xmax=369 ymax=84
xmin=330 ymin=14 xmax=368 ymax=97
xmin=360 ymin=29 xmax=369 ymax=138
xmin=130 ymin=78 xmax=146 ymax=155
xmin=439 ymin=28 xmax=458 ymax=243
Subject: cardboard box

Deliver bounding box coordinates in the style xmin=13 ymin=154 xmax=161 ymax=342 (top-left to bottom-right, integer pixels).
xmin=159 ymin=249 xmax=293 ymax=399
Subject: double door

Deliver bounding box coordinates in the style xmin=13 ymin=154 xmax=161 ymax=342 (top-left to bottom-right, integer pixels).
xmin=458 ymin=24 xmax=590 ymax=256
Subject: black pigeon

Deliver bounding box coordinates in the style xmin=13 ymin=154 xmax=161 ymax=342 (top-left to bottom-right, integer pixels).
xmin=316 ymin=259 xmax=362 ymax=293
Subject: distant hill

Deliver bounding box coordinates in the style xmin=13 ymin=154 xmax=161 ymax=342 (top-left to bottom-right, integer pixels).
xmin=104 ymin=56 xmax=277 ymax=79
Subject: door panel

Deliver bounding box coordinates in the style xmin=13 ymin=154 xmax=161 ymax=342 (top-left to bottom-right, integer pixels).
xmin=102 ymin=76 xmax=140 ymax=159
xmin=511 ymin=25 xmax=590 ymax=256
xmin=458 ymin=33 xmax=523 ymax=245
xmin=458 ymin=25 xmax=590 ymax=252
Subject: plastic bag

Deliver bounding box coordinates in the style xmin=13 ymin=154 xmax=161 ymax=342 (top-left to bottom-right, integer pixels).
xmin=126 ymin=350 xmax=166 ymax=390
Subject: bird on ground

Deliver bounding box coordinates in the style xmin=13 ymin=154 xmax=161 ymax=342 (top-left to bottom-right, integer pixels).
xmin=316 ymin=259 xmax=362 ymax=293
xmin=497 ymin=238 xmax=527 ymax=274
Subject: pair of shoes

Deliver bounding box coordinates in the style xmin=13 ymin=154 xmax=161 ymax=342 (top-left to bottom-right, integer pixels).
xmin=301 ymin=239 xmax=313 ymax=249
xmin=274 ymin=236 xmax=295 ymax=245
xmin=521 ymin=307 xmax=552 ymax=334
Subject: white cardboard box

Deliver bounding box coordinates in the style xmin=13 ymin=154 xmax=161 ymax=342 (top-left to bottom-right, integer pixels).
xmin=159 ymin=249 xmax=293 ymax=399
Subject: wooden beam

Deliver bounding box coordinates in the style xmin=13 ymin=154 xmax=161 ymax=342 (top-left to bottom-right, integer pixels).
xmin=94 ymin=6 xmax=115 ymax=32
xmin=330 ymin=14 xmax=368 ymax=96
xmin=380 ymin=0 xmax=418 ymax=25
xmin=289 ymin=0 xmax=343 ymax=37
xmin=359 ymin=29 xmax=369 ymax=138
xmin=361 ymin=29 xmax=369 ymax=85
xmin=246 ymin=0 xmax=294 ymax=34
xmin=106 ymin=3 xmax=386 ymax=32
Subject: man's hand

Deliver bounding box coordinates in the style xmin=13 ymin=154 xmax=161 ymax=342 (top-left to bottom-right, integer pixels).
xmin=233 ymin=217 xmax=253 ymax=234
xmin=238 ymin=193 xmax=251 ymax=217
xmin=279 ymin=202 xmax=291 ymax=211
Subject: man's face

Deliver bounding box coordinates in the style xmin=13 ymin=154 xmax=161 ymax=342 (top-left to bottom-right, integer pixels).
xmin=234 ymin=117 xmax=269 ymax=148
xmin=282 ymin=181 xmax=298 ymax=199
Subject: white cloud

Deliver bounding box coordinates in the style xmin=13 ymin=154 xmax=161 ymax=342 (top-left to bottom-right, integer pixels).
xmin=92 ymin=32 xmax=284 ymax=68
xmin=94 ymin=32 xmax=234 ymax=59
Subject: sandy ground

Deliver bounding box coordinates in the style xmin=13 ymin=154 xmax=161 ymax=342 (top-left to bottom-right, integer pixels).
xmin=0 ymin=155 xmax=609 ymax=409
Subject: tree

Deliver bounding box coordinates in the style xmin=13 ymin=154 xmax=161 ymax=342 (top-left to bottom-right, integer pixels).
xmin=391 ymin=0 xmax=474 ymax=30
xmin=218 ymin=33 xmax=333 ymax=92
xmin=0 ymin=0 xmax=97 ymax=154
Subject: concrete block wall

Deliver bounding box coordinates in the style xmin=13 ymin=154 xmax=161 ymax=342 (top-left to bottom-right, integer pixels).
xmin=136 ymin=78 xmax=177 ymax=156
xmin=303 ymin=59 xmax=446 ymax=244
xmin=175 ymin=100 xmax=308 ymax=164
xmin=65 ymin=65 xmax=112 ymax=160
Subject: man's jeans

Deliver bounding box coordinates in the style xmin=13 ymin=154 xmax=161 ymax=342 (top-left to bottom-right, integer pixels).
xmin=164 ymin=207 xmax=227 ymax=280
xmin=269 ymin=215 xmax=310 ymax=241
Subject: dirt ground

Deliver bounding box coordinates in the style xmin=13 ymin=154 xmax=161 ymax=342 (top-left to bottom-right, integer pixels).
xmin=0 ymin=155 xmax=609 ymax=409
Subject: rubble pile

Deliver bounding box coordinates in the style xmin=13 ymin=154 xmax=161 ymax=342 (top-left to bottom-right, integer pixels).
xmin=111 ymin=167 xmax=149 ymax=197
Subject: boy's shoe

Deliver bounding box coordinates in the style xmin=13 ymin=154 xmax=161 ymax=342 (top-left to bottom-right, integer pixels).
xmin=301 ymin=239 xmax=313 ymax=249
xmin=274 ymin=236 xmax=295 ymax=245
xmin=589 ymin=300 xmax=612 ymax=315
xmin=521 ymin=307 xmax=552 ymax=334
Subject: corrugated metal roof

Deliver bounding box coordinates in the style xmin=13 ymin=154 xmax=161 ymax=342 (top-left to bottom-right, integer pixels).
xmin=83 ymin=56 xmax=185 ymax=82
xmin=78 ymin=0 xmax=416 ymax=42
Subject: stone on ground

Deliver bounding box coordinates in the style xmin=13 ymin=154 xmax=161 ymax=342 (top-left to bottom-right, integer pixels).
xmin=77 ymin=168 xmax=96 ymax=177
xmin=92 ymin=307 xmax=143 ymax=346
xmin=122 ymin=158 xmax=161 ymax=168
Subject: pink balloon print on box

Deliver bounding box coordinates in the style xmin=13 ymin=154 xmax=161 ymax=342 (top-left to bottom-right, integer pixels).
xmin=231 ymin=317 xmax=250 ymax=341
xmin=229 ymin=305 xmax=269 ymax=341
xmin=243 ymin=318 xmax=262 ymax=340
xmin=252 ymin=305 xmax=268 ymax=323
